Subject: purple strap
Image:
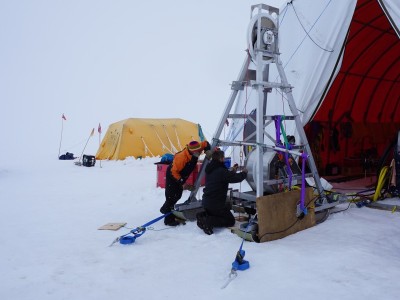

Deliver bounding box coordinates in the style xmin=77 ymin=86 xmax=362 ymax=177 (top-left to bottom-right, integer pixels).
xmin=275 ymin=116 xmax=282 ymax=146
xmin=284 ymin=152 xmax=293 ymax=189
xmin=300 ymin=152 xmax=308 ymax=213
xmin=275 ymin=115 xmax=292 ymax=189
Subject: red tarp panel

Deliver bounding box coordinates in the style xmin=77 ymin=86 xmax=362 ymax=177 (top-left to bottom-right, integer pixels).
xmin=306 ymin=0 xmax=400 ymax=176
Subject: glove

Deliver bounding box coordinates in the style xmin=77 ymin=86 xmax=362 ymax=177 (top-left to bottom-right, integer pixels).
xmin=205 ymin=150 xmax=212 ymax=160
xmin=204 ymin=141 xmax=211 ymax=151
xmin=229 ymin=163 xmax=239 ymax=172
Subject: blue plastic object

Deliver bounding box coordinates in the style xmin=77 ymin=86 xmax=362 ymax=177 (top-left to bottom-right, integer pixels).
xmin=232 ymin=259 xmax=250 ymax=271
xmin=232 ymin=250 xmax=250 ymax=271
xmin=161 ymin=153 xmax=174 ymax=164
xmin=224 ymin=157 xmax=231 ymax=168
xmin=115 ymin=213 xmax=172 ymax=246
xmin=356 ymin=199 xmax=370 ymax=208
xmin=120 ymin=236 xmax=136 ymax=244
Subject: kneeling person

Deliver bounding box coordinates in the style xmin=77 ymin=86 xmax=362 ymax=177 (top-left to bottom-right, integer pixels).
xmin=197 ymin=150 xmax=248 ymax=235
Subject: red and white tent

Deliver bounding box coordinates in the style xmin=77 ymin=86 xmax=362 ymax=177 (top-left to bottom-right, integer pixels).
xmin=230 ymin=0 xmax=399 ymax=175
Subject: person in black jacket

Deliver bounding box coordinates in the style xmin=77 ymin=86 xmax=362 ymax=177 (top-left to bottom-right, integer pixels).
xmin=196 ymin=150 xmax=248 ymax=235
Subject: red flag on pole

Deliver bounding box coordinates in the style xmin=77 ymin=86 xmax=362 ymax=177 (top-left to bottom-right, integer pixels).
xmin=62 ymin=114 xmax=67 ymax=120
xmin=98 ymin=123 xmax=102 ymax=134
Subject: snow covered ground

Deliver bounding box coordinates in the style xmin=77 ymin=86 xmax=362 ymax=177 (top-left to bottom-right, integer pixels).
xmin=2 ymin=0 xmax=399 ymax=298
xmin=1 ymin=157 xmax=400 ymax=300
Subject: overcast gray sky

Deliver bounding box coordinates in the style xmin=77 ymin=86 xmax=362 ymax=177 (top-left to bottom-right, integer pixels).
xmin=0 ymin=0 xmax=286 ymax=161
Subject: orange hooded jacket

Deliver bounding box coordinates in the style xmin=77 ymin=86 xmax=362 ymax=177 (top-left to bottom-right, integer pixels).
xmin=170 ymin=141 xmax=209 ymax=182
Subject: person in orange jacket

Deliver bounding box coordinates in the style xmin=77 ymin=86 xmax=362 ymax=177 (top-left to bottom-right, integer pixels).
xmin=160 ymin=140 xmax=211 ymax=226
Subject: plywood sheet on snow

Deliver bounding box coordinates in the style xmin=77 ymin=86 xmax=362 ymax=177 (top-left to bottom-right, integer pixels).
xmin=257 ymin=188 xmax=315 ymax=242
xmin=98 ymin=223 xmax=127 ymax=231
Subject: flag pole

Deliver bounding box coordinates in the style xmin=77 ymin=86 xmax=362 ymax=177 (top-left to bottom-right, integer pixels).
xmin=58 ymin=114 xmax=66 ymax=159
xmin=79 ymin=128 xmax=94 ymax=164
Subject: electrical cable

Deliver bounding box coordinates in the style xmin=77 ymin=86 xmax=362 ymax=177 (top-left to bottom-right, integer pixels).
xmin=329 ymin=202 xmax=352 ymax=214
xmin=289 ymin=0 xmax=334 ymax=53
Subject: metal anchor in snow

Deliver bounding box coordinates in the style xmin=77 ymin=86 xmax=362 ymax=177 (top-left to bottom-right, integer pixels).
xmin=109 ymin=212 xmax=172 ymax=246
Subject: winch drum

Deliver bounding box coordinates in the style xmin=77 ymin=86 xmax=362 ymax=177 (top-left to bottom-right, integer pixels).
xmin=244 ymin=149 xmax=301 ymax=194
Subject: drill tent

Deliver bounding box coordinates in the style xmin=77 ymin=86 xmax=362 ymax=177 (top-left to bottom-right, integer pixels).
xmin=96 ymin=118 xmax=205 ymax=160
xmin=176 ymin=0 xmax=400 ymax=242
xmin=226 ymin=0 xmax=400 ymax=177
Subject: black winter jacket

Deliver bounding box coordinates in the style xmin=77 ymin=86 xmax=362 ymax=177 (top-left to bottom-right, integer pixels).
xmin=202 ymin=160 xmax=247 ymax=210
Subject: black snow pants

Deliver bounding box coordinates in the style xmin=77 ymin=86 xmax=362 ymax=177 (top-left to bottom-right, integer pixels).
xmin=205 ymin=207 xmax=235 ymax=228
xmin=160 ymin=166 xmax=183 ymax=224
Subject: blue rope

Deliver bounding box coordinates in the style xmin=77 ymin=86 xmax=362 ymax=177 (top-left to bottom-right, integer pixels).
xmin=111 ymin=212 xmax=172 ymax=246
xmin=231 ymin=216 xmax=256 ymax=271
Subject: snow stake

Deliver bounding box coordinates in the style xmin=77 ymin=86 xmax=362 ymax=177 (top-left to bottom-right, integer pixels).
xmin=109 ymin=212 xmax=172 ymax=246
xmin=221 ymin=218 xmax=254 ymax=289
xmin=232 ymin=249 xmax=249 ymax=271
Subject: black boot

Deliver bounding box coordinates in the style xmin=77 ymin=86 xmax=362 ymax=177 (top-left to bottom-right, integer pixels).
xmin=196 ymin=212 xmax=213 ymax=235
xmin=160 ymin=204 xmax=172 ymax=215
xmin=164 ymin=213 xmax=180 ymax=226
xmin=203 ymin=219 xmax=214 ymax=235
xmin=196 ymin=212 xmax=205 ymax=230
xmin=389 ymin=185 xmax=399 ymax=197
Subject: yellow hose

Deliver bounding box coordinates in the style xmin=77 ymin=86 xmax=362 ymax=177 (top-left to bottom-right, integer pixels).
xmin=372 ymin=166 xmax=389 ymax=201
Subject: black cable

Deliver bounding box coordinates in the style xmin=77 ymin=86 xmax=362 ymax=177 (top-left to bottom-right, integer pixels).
xmin=329 ymin=201 xmax=352 ymax=214
xmin=289 ymin=0 xmax=334 ymax=53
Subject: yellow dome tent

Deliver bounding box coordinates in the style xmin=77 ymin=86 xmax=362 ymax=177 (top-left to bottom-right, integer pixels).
xmin=96 ymin=118 xmax=206 ymax=160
